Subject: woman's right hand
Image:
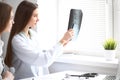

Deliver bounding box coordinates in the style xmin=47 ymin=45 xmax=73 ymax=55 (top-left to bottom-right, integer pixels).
xmin=2 ymin=71 xmax=14 ymax=80
xmin=60 ymin=29 xmax=74 ymax=46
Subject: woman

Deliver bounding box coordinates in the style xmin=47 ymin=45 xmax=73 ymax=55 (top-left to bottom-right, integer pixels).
xmin=0 ymin=1 xmax=14 ymax=80
xmin=5 ymin=0 xmax=73 ymax=80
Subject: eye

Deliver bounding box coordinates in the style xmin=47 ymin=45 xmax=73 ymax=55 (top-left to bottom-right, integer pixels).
xmin=34 ymin=14 xmax=38 ymax=17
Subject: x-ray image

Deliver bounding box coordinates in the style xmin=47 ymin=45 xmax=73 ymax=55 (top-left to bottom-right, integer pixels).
xmin=68 ymin=9 xmax=83 ymax=41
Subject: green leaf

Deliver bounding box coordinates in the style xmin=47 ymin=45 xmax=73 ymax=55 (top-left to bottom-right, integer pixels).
xmin=103 ymin=38 xmax=117 ymax=50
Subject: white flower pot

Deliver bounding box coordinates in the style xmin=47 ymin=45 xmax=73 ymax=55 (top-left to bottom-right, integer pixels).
xmin=104 ymin=50 xmax=116 ymax=61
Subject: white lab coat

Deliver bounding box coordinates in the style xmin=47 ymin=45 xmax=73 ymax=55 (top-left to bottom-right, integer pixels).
xmin=0 ymin=39 xmax=4 ymax=79
xmin=12 ymin=29 xmax=63 ymax=80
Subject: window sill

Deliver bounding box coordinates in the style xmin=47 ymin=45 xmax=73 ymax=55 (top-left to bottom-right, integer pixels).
xmin=56 ymin=54 xmax=118 ymax=68
xmin=50 ymin=54 xmax=118 ymax=76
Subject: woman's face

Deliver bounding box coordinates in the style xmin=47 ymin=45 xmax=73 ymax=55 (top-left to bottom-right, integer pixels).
xmin=27 ymin=8 xmax=39 ymax=28
xmin=4 ymin=10 xmax=14 ymax=32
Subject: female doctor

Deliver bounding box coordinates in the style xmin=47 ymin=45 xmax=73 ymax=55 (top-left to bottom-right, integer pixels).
xmin=0 ymin=2 xmax=14 ymax=80
xmin=5 ymin=0 xmax=74 ymax=80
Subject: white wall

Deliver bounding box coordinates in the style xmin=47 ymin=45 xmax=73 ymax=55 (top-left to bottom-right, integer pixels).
xmin=49 ymin=61 xmax=117 ymax=75
xmin=3 ymin=0 xmax=37 ymax=13
xmin=114 ymin=0 xmax=120 ymax=57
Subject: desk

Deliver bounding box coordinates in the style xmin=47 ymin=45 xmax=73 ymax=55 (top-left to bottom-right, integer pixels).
xmin=20 ymin=71 xmax=106 ymax=80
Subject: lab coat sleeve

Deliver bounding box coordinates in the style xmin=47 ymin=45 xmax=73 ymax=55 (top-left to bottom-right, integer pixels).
xmin=12 ymin=35 xmax=63 ymax=67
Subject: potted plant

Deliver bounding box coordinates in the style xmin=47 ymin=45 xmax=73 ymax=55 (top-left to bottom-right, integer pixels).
xmin=103 ymin=38 xmax=117 ymax=61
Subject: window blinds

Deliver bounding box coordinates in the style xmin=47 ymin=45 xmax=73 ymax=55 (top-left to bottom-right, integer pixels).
xmin=58 ymin=0 xmax=113 ymax=56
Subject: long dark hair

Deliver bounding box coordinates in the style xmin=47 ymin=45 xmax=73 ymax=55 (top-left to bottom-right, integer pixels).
xmin=5 ymin=0 xmax=38 ymax=67
xmin=0 ymin=2 xmax=12 ymax=33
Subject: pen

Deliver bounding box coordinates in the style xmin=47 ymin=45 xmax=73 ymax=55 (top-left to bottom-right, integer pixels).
xmin=65 ymin=73 xmax=98 ymax=78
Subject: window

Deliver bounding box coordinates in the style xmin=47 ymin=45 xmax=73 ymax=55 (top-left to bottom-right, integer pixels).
xmin=57 ymin=0 xmax=113 ymax=56
xmin=37 ymin=0 xmax=114 ymax=57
